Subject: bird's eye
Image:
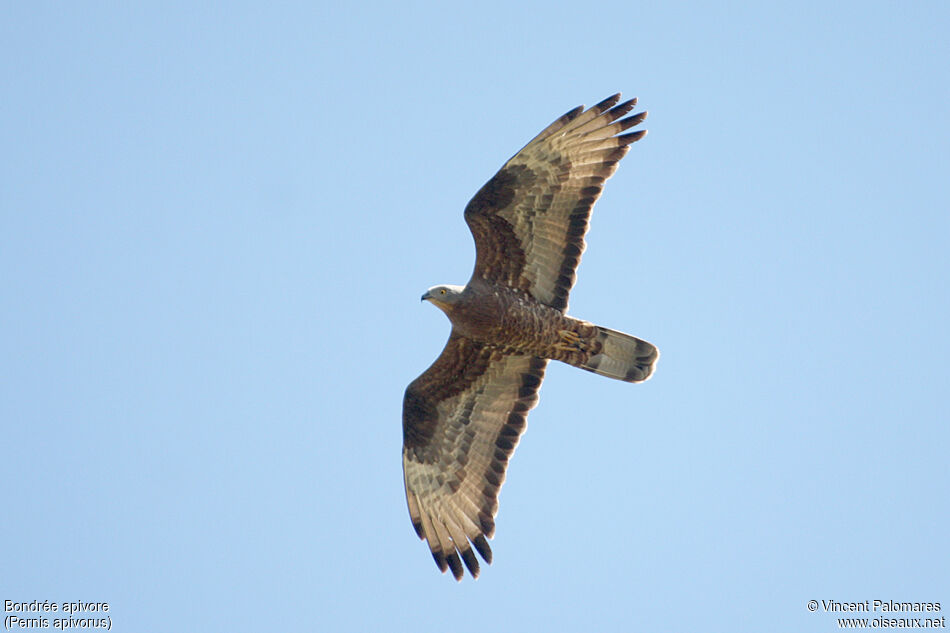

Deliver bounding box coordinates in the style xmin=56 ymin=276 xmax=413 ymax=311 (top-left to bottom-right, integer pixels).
xmin=439 ymin=289 xmax=447 ymax=295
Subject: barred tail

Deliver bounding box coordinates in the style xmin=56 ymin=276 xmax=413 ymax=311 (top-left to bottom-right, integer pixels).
xmin=580 ymin=325 xmax=658 ymax=383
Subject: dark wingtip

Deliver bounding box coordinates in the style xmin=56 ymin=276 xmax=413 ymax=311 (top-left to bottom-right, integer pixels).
xmin=561 ymin=105 xmax=584 ymax=123
xmin=594 ymin=93 xmax=622 ymax=113
xmin=461 ymin=547 xmax=480 ymax=578
xmin=617 ymin=110 xmax=647 ymax=131
xmin=473 ymin=534 xmax=493 ymax=564
xmin=607 ymin=98 xmax=638 ymax=121
xmin=617 ymin=129 xmax=647 ymax=146
xmin=446 ymin=551 xmax=464 ymax=581
xmin=432 ymin=550 xmax=448 ymax=573
xmin=478 ymin=511 xmax=496 ymax=538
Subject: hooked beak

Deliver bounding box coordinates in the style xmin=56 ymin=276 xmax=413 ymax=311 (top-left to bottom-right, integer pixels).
xmin=420 ymin=290 xmax=431 ymax=302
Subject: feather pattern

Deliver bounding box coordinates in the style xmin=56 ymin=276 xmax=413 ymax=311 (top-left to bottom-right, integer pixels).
xmin=403 ymin=333 xmax=546 ymax=579
xmin=464 ymin=93 xmax=647 ymax=311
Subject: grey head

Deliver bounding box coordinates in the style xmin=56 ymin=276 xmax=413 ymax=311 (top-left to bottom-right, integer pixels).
xmin=421 ymin=284 xmax=465 ymax=313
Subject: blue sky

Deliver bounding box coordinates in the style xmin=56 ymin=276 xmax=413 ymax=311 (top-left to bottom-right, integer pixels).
xmin=2 ymin=2 xmax=947 ymax=631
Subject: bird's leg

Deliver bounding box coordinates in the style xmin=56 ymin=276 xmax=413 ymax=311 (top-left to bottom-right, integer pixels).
xmin=559 ymin=329 xmax=581 ymax=344
xmin=554 ymin=329 xmax=583 ymax=352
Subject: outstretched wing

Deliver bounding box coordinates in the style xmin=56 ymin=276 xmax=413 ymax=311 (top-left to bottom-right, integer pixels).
xmin=402 ymin=332 xmax=547 ymax=580
xmin=464 ymin=93 xmax=646 ymax=311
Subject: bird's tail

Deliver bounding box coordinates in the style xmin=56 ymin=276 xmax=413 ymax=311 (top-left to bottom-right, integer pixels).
xmin=576 ymin=325 xmax=658 ymax=383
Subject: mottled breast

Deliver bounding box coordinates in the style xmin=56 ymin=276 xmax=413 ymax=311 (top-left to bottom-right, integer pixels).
xmin=454 ymin=282 xmax=562 ymax=353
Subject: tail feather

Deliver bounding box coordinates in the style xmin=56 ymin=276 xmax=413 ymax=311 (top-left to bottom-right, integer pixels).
xmin=581 ymin=326 xmax=658 ymax=383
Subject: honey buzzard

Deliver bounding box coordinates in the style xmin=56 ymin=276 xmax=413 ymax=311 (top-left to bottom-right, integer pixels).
xmin=403 ymin=94 xmax=659 ymax=580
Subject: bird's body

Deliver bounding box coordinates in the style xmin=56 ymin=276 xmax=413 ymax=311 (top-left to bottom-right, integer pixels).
xmin=402 ymin=94 xmax=659 ymax=580
xmin=430 ymin=283 xmax=570 ymax=354
xmin=424 ymin=282 xmax=653 ymax=380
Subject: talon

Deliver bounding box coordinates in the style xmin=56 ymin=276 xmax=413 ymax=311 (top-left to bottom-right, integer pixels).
xmin=558 ymin=330 xmax=581 ymax=344
xmin=557 ymin=329 xmax=584 ymax=352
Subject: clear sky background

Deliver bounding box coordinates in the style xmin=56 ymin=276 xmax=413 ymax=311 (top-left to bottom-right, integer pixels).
xmin=2 ymin=2 xmax=948 ymax=631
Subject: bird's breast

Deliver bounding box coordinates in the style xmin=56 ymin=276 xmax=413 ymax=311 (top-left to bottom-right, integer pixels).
xmin=452 ymin=286 xmax=562 ymax=353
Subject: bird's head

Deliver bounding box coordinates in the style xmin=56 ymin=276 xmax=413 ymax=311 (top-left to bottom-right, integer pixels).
xmin=421 ymin=285 xmax=465 ymax=312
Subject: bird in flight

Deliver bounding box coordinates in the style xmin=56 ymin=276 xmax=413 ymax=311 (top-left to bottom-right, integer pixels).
xmin=402 ymin=94 xmax=658 ymax=580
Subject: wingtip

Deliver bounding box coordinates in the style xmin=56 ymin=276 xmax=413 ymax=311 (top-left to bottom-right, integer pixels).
xmin=431 ymin=550 xmax=448 ymax=572
xmin=461 ymin=547 xmax=481 ymax=578
xmin=617 ymin=129 xmax=648 ymax=146
xmin=446 ymin=551 xmax=464 ymax=580
xmin=562 ymin=104 xmax=584 ymax=122
xmin=473 ymin=534 xmax=493 ymax=564
xmin=594 ymin=93 xmax=623 ymax=112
